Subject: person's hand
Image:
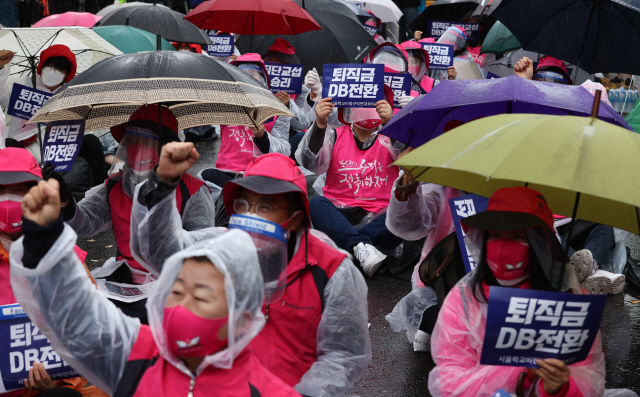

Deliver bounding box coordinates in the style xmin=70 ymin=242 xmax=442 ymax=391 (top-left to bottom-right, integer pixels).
xmin=0 ymin=50 xmax=14 ymax=69
xmin=249 ymin=123 xmax=266 ymax=140
xmin=315 ymin=97 xmax=334 ymax=129
xmin=229 ymin=54 xmax=238 ymax=62
xmin=304 ymin=67 xmax=322 ymax=94
xmin=156 ymin=142 xmax=199 ymax=184
xmin=41 ymin=161 xmax=71 ymax=206
xmin=376 ymin=100 xmax=393 ymax=125
xmin=529 ymin=358 xmax=571 ymax=395
xmin=24 ymin=362 xmax=60 ymax=391
xmin=447 ymin=66 xmax=457 ymax=80
xmin=276 ymin=91 xmax=291 ymax=106
xmin=414 ymin=31 xmax=423 ymax=41
xmin=397 ymin=95 xmax=413 ymax=108
xmin=22 ymin=179 xmax=61 ymax=227
xmin=397 ymin=146 xmax=414 ymax=187
xmin=514 ymin=57 xmax=534 ymax=80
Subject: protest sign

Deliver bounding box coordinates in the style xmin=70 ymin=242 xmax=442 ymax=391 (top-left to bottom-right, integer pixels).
xmin=422 ymin=43 xmax=454 ymax=70
xmin=0 ymin=304 xmax=79 ymax=392
xmin=487 ymin=72 xmax=501 ymax=79
xmin=363 ymin=24 xmax=378 ymax=37
xmin=264 ymin=62 xmax=304 ymax=95
xmin=481 ymin=287 xmax=606 ymax=368
xmin=206 ymin=35 xmax=234 ymax=57
xmin=427 ymin=20 xmax=481 ymax=40
xmin=322 ymin=64 xmax=384 ymax=107
xmin=448 ymin=193 xmax=490 ymax=273
xmin=42 ymin=120 xmax=86 ymax=172
xmin=384 ymin=72 xmax=412 ymax=108
xmin=7 ymin=84 xmax=52 ymax=121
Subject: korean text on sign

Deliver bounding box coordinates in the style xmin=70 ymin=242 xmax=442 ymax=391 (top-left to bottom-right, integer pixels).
xmin=337 ymin=157 xmax=390 ymax=198
xmin=480 ymin=287 xmax=606 ymax=368
xmin=264 ymin=62 xmax=304 ymax=95
xmin=383 ymin=73 xmax=411 ymax=108
xmin=448 ymin=193 xmax=490 ymax=273
xmin=322 ymin=64 xmax=385 ymax=108
xmin=42 ymin=120 xmax=86 ymax=172
xmin=427 ymin=20 xmax=480 ymax=40
xmin=422 ymin=43 xmax=454 ymax=70
xmin=363 ymin=24 xmax=378 ymax=37
xmin=7 ymin=84 xmax=52 ymax=121
xmin=206 ymin=35 xmax=234 ymax=57
xmin=0 ymin=304 xmax=79 ymax=392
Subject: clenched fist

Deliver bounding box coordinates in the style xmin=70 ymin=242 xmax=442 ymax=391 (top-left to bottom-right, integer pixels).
xmin=156 ymin=142 xmax=199 ymax=183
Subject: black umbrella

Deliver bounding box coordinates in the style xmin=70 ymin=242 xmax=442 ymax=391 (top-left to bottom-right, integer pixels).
xmin=93 ymin=3 xmax=211 ymax=47
xmin=327 ymin=0 xmax=373 ymax=24
xmin=28 ymin=51 xmax=293 ymax=132
xmin=472 ymin=0 xmax=503 ymax=16
xmin=236 ymin=0 xmax=377 ymax=75
xmin=410 ymin=0 xmax=481 ymax=33
xmin=492 ymin=0 xmax=640 ymax=75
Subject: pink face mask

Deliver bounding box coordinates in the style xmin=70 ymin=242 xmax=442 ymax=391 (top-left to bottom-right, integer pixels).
xmin=486 ymin=238 xmax=531 ymax=286
xmin=0 ymin=195 xmax=24 ymax=234
xmin=163 ymin=306 xmax=228 ymax=357
xmin=408 ymin=65 xmax=421 ymax=79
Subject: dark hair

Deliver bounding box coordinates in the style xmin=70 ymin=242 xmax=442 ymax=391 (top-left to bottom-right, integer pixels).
xmin=468 ymin=231 xmax=554 ymax=302
xmin=187 ymin=255 xmax=213 ymax=265
xmin=42 ymin=56 xmax=72 ymax=75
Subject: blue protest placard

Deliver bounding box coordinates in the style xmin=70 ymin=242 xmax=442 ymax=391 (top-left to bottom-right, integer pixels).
xmin=0 ymin=303 xmax=79 ymax=392
xmin=42 ymin=120 xmax=85 ymax=172
xmin=422 ymin=43 xmax=454 ymax=70
xmin=487 ymin=72 xmax=501 ymax=79
xmin=384 ymin=72 xmax=412 ymax=108
xmin=427 ymin=20 xmax=480 ymax=40
xmin=322 ymin=64 xmax=385 ymax=108
xmin=264 ymin=62 xmax=304 ymax=95
xmin=363 ymin=24 xmax=378 ymax=37
xmin=448 ymin=193 xmax=490 ymax=273
xmin=206 ymin=35 xmax=234 ymax=57
xmin=480 ymin=287 xmax=606 ymax=368
xmin=7 ymin=84 xmax=52 ymax=121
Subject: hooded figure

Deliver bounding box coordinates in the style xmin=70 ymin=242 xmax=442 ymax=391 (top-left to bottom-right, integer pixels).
xmin=533 ymin=56 xmax=573 ymax=85
xmin=129 ymin=147 xmax=371 ymax=397
xmin=0 ymin=44 xmax=77 ymax=161
xmin=172 ymin=42 xmax=203 ymax=54
xmin=59 ymin=105 xmax=214 ymax=322
xmin=364 ymin=42 xmax=419 ymax=109
xmin=400 ymin=40 xmax=435 ymax=93
xmin=10 ymin=197 xmax=300 ymax=397
xmin=427 ymin=187 xmax=605 ymax=397
xmin=364 ymin=11 xmax=386 ymax=45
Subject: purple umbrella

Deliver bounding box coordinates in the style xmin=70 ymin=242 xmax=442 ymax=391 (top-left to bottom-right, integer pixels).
xmin=380 ymin=75 xmax=632 ymax=148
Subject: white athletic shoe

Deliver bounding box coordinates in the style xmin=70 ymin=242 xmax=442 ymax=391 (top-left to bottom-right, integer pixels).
xmin=354 ymin=242 xmax=387 ymax=276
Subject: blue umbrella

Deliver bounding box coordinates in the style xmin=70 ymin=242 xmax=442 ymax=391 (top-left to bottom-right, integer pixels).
xmin=379 ymin=75 xmax=632 ymax=148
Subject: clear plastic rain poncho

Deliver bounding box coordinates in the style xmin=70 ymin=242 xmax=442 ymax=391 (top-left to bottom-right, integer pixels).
xmin=237 ymin=63 xmax=269 ymax=88
xmin=371 ymin=46 xmax=407 ymax=73
xmin=437 ymin=26 xmax=468 ymax=52
xmin=427 ymin=225 xmax=605 ymax=397
xmin=108 ymin=126 xmax=160 ymax=197
xmin=406 ymin=49 xmax=428 ymax=81
xmin=10 ymin=226 xmax=265 ymax=394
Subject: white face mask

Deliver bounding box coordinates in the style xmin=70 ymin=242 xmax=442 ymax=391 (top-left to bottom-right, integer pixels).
xmin=41 ymin=67 xmax=66 ymax=88
xmin=178 ymin=49 xmax=193 ymax=53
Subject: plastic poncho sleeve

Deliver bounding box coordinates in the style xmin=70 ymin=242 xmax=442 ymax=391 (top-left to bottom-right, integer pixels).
xmin=295 ymin=122 xmax=337 ymax=174
xmin=179 ymin=184 xmax=216 ymax=231
xmin=289 ymin=86 xmax=313 ymax=131
xmin=10 ymin=224 xmax=140 ymax=395
xmin=294 ymin=231 xmax=371 ymax=397
xmin=65 ymin=184 xmax=113 ymax=238
xmin=386 ymin=179 xmax=444 ymax=241
xmin=131 ymin=178 xmax=225 ymax=276
xmin=0 ymin=65 xmax=13 ymax=110
xmin=266 ymin=116 xmax=292 ymax=156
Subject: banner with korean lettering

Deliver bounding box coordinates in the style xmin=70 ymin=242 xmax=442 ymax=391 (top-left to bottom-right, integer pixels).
xmin=0 ymin=304 xmax=79 ymax=392
xmin=42 ymin=120 xmax=86 ymax=172
xmin=7 ymin=84 xmax=52 ymax=121
xmin=207 ymin=35 xmax=234 ymax=57
xmin=480 ymin=287 xmax=606 ymax=368
xmin=422 ymin=43 xmax=454 ymax=70
xmin=264 ymin=62 xmax=304 ymax=95
xmin=384 ymin=73 xmax=411 ymax=108
xmin=427 ymin=20 xmax=481 ymax=40
xmin=448 ymin=193 xmax=490 ymax=273
xmin=322 ymin=64 xmax=385 ymax=108
xmin=363 ymin=24 xmax=378 ymax=37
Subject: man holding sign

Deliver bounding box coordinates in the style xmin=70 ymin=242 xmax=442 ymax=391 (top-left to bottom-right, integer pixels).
xmin=428 ymin=187 xmax=605 ymax=397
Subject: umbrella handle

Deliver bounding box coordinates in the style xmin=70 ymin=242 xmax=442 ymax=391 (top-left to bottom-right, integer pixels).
xmin=590 ymin=90 xmax=601 ymax=121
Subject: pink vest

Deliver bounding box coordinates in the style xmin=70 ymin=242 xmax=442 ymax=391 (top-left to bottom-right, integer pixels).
xmin=420 ymin=75 xmax=435 ymax=93
xmin=468 ymin=46 xmax=487 ymax=68
xmin=323 ymin=126 xmax=399 ymax=212
xmin=215 ymin=119 xmax=277 ymax=173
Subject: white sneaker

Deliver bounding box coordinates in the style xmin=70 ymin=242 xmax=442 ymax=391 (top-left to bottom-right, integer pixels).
xmin=413 ymin=330 xmax=431 ymax=352
xmin=354 ymin=242 xmax=387 ymax=276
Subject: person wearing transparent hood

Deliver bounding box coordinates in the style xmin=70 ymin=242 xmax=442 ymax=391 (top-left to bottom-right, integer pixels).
xmin=432 ymin=26 xmax=474 ymax=82
xmin=428 ymin=187 xmax=606 ymax=397
xmin=128 ymin=144 xmax=371 ymax=397
xmin=57 ymin=105 xmax=215 ymax=323
xmin=9 ymin=179 xmax=300 ymax=396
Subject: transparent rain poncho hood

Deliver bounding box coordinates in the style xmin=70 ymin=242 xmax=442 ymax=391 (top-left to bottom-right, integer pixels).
xmin=406 ymin=49 xmax=428 ymax=81
xmin=437 ymin=26 xmax=468 ymax=52
xmin=147 ymin=229 xmax=266 ymax=371
xmin=109 ymin=126 xmax=160 ymax=197
xmin=370 ymin=46 xmax=407 ymax=73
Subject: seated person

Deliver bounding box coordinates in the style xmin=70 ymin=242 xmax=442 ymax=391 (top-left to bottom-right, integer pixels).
xmin=296 ymin=91 xmax=404 ymax=276
xmin=513 ymin=55 xmax=573 ymax=85
xmin=11 ymin=181 xmax=300 ymax=396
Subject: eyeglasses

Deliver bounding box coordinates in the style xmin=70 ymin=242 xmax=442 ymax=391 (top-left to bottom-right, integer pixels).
xmin=233 ymin=198 xmax=292 ymax=216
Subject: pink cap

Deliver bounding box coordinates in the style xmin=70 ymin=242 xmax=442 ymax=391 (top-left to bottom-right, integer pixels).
xmin=535 ymin=56 xmax=573 ymax=85
xmin=0 ymin=148 xmax=42 ymax=185
xmin=231 ymin=53 xmax=271 ymax=88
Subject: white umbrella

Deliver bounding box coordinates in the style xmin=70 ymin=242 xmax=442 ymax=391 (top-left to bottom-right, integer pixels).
xmin=97 ymin=1 xmax=169 ymax=17
xmin=347 ymin=0 xmax=403 ymax=23
xmin=0 ymin=27 xmax=123 ymax=78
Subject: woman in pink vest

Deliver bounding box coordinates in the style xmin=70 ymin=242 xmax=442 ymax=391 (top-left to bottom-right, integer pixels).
xmin=11 ymin=184 xmax=300 ymax=396
xmin=400 ymin=40 xmax=436 ymax=93
xmin=296 ymin=86 xmax=404 ymax=277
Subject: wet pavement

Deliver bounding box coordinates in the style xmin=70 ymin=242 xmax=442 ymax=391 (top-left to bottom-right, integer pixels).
xmin=76 ymin=138 xmax=640 ymax=396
